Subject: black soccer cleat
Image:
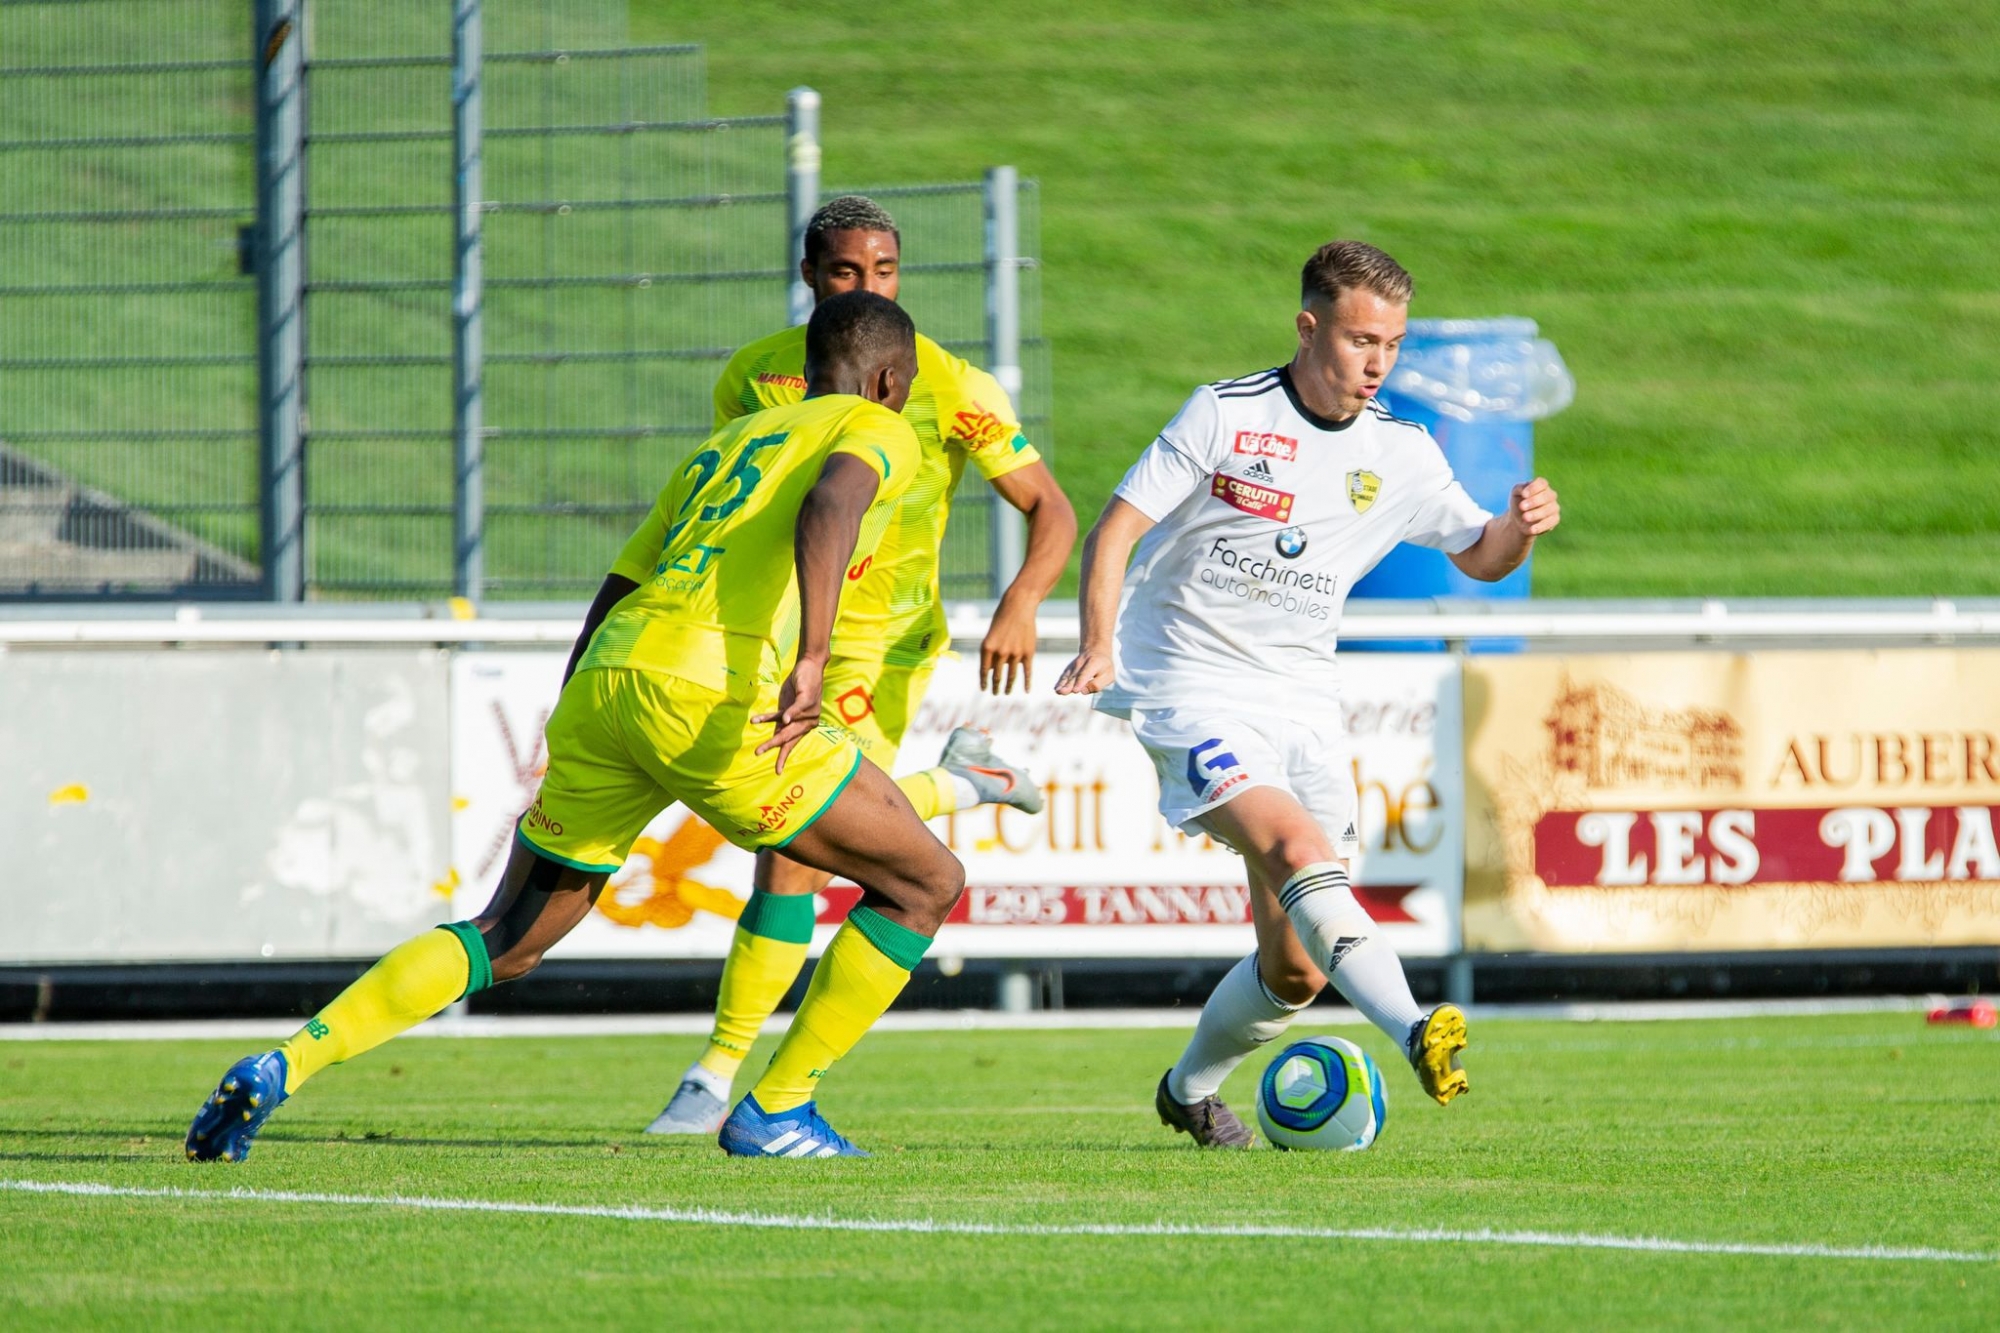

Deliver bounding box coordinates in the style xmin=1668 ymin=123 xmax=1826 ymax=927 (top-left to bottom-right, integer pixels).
xmin=1155 ymin=1069 xmax=1254 ymax=1148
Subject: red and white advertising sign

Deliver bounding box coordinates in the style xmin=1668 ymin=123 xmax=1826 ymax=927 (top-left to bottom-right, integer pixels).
xmin=450 ymin=651 xmax=1464 ymax=959
xmin=1462 ymin=650 xmax=2000 ymax=951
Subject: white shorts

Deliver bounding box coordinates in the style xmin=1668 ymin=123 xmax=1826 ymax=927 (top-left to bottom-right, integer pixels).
xmin=1130 ymin=705 xmax=1361 ymax=854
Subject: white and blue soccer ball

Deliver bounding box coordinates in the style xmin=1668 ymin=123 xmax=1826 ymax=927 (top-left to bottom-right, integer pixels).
xmin=1255 ymin=1034 xmax=1386 ymax=1151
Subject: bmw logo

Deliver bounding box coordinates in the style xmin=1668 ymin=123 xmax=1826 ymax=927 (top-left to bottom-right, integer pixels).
xmin=1275 ymin=526 xmax=1308 ymax=559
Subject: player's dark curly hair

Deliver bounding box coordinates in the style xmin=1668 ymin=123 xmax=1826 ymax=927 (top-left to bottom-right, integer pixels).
xmin=804 ymin=195 xmax=901 ymax=266
xmin=805 ymin=289 xmax=916 ymax=375
xmin=1301 ymin=240 xmax=1413 ymax=307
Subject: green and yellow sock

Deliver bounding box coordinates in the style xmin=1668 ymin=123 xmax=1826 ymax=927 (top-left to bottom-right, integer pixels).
xmin=697 ymin=890 xmax=816 ymax=1081
xmin=276 ymin=922 xmax=490 ymax=1095
xmin=749 ymin=907 xmax=931 ymax=1113
xmin=896 ymin=767 xmax=959 ymax=820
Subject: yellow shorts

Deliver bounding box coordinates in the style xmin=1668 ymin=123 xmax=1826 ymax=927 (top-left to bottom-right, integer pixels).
xmin=814 ymin=655 xmax=937 ymax=769
xmin=517 ymin=667 xmax=863 ymax=871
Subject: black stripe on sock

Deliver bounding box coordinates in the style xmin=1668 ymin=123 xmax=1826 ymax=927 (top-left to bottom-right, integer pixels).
xmin=1277 ymin=870 xmax=1349 ymax=912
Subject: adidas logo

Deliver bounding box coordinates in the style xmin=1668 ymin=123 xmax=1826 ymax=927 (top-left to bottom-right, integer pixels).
xmin=1243 ymin=460 xmax=1275 ymax=482
xmin=760 ymin=1129 xmax=841 ymax=1159
xmin=1326 ymin=936 xmax=1364 ymax=970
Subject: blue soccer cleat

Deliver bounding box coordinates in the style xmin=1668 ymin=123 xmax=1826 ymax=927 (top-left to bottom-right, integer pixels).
xmin=718 ymin=1093 xmax=868 ymax=1158
xmin=185 ymin=1050 xmax=289 ymax=1163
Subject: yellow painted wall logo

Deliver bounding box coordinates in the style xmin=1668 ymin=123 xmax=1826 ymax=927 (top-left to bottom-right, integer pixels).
xmin=595 ymin=814 xmax=745 ymax=930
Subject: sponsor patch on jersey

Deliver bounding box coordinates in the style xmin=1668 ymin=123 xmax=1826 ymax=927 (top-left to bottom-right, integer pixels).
xmin=1211 ymin=472 xmax=1295 ymax=522
xmin=1275 ymin=526 xmax=1308 ymax=559
xmin=755 ymin=371 xmax=807 ymax=391
xmin=833 ymin=685 xmax=874 ymax=724
xmin=738 ymin=783 xmax=810 ymax=839
xmin=1185 ymin=738 xmax=1248 ymax=803
xmin=1232 ymin=430 xmax=1298 ymax=462
xmin=952 ymin=404 xmax=1012 ymax=452
xmin=1346 ymin=469 xmax=1381 ymax=514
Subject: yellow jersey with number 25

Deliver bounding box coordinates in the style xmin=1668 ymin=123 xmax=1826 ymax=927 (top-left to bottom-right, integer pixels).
xmin=714 ymin=327 xmax=1042 ymax=668
xmin=578 ymin=394 xmax=920 ymax=701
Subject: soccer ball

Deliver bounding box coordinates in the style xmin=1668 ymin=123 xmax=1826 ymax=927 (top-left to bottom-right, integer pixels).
xmin=1255 ymin=1034 xmax=1386 ymax=1151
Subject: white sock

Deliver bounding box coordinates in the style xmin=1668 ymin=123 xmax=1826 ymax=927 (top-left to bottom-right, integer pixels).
xmin=1277 ymin=862 xmax=1424 ymax=1047
xmin=682 ymin=1059 xmax=730 ymax=1099
xmin=1167 ymin=953 xmax=1304 ymax=1103
xmin=950 ymin=773 xmax=981 ymax=809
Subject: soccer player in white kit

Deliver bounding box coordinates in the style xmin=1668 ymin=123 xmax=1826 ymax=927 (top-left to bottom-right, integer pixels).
xmin=1056 ymin=241 xmax=1560 ymax=1146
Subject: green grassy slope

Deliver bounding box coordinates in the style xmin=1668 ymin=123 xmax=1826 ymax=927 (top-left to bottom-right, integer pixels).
xmin=2 ymin=1016 xmax=1997 ymax=1328
xmin=646 ymin=0 xmax=2000 ymax=596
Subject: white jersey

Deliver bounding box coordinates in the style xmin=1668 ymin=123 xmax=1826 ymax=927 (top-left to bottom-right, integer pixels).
xmin=1099 ymin=365 xmax=1490 ymax=717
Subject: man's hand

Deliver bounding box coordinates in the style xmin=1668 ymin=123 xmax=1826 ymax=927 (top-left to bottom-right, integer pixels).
xmin=1507 ymin=477 xmax=1561 ymax=537
xmin=753 ymin=656 xmax=827 ymax=774
xmin=980 ymin=595 xmax=1038 ymax=695
xmin=1053 ymin=647 xmax=1114 ymax=696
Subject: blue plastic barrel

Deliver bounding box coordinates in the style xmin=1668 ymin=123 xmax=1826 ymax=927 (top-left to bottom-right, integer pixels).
xmin=1349 ymin=318 xmax=1572 ymax=646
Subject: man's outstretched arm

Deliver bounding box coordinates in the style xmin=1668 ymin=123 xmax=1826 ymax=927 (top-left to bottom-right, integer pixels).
xmin=1054 ymin=496 xmax=1156 ymax=696
xmin=1448 ymin=478 xmax=1561 ymax=583
xmin=980 ymin=461 xmax=1078 ymax=695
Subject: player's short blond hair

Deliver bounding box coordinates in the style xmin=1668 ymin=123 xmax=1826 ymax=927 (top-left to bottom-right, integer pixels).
xmin=1300 ymin=240 xmax=1413 ymax=308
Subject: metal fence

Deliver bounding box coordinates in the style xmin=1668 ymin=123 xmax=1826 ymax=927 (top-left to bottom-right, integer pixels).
xmin=0 ymin=0 xmax=1049 ymax=603
xmin=0 ymin=0 xmax=262 ymax=596
xmin=301 ymin=6 xmax=784 ymax=598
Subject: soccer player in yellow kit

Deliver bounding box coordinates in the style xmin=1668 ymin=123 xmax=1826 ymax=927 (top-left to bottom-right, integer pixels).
xmin=645 ymin=196 xmax=1076 ymax=1135
xmin=187 ymin=292 xmax=968 ymax=1160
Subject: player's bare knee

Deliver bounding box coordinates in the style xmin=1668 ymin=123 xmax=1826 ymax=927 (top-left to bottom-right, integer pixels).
xmin=1266 ymin=833 xmax=1338 ymax=884
xmin=884 ymin=848 xmax=963 ymax=932
xmin=913 ymin=851 xmax=966 ymax=917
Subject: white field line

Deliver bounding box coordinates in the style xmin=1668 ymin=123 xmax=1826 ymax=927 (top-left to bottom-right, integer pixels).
xmin=2 ymin=1179 xmax=1990 ymax=1265
xmin=0 ymin=995 xmax=1941 ymax=1043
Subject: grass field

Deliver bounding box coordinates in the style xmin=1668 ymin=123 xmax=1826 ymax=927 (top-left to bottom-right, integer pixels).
xmin=2 ymin=2 xmax=1995 ymax=597
xmin=652 ymin=0 xmax=2000 ymax=597
xmin=3 ymin=1012 xmax=1997 ymax=1328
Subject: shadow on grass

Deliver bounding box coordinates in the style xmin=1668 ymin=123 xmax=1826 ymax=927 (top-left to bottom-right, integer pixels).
xmin=0 ymin=1124 xmax=1187 ymax=1155
xmin=0 ymin=1151 xmax=157 ymax=1165
xmin=0 ymin=1124 xmax=661 ymax=1152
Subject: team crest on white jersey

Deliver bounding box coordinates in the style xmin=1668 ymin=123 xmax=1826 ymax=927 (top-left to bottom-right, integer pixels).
xmin=1346 ymin=470 xmax=1381 ymax=514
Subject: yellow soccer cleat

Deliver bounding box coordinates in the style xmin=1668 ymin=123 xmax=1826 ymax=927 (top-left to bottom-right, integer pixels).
xmin=1407 ymin=1004 xmax=1470 ymax=1105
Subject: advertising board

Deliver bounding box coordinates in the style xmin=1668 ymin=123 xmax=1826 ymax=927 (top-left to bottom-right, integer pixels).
xmin=450 ymin=651 xmax=1464 ymax=959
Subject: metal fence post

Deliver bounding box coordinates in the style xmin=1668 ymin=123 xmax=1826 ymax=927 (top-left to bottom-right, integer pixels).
xmin=254 ymin=0 xmax=306 ymax=601
xmin=984 ymin=166 xmax=1026 ymax=594
xmin=785 ymin=87 xmax=821 ymax=327
xmin=451 ymin=0 xmax=484 ymax=601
